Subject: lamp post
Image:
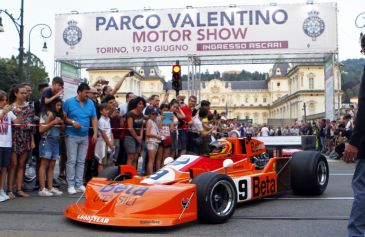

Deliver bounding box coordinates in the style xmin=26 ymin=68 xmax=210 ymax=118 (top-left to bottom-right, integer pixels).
xmin=26 ymin=24 xmax=52 ymax=81
xmin=303 ymin=102 xmax=307 ymax=123
xmin=0 ymin=0 xmax=24 ymax=83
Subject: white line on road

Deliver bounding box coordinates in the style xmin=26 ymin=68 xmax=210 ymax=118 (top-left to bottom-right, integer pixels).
xmin=264 ymin=197 xmax=354 ymax=200
xmin=330 ymin=173 xmax=353 ymax=176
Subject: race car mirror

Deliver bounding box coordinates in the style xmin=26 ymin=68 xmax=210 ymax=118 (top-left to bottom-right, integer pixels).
xmin=223 ymin=159 xmax=234 ymax=169
xmin=163 ymin=157 xmax=174 ymax=166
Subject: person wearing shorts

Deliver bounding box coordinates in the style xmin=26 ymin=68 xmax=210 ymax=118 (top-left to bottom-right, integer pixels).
xmin=0 ymin=90 xmax=16 ymax=202
xmin=94 ymin=103 xmax=114 ymax=174
xmin=38 ymin=98 xmax=64 ymax=197
xmin=123 ymin=97 xmax=146 ymax=169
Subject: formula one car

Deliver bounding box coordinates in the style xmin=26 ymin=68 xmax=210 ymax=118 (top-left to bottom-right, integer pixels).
xmin=64 ymin=136 xmax=329 ymax=227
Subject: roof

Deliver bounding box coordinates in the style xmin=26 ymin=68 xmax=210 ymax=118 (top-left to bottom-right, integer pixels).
xmin=139 ymin=64 xmax=164 ymax=79
xmin=271 ymin=63 xmax=291 ymax=77
xmin=229 ymin=80 xmax=268 ymax=90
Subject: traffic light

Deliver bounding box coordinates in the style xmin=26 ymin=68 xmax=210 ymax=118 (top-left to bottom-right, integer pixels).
xmin=172 ymin=63 xmax=182 ymax=91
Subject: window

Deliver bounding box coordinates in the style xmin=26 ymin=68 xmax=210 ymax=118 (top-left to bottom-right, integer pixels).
xmin=139 ymin=69 xmax=144 ymax=75
xmin=276 ymin=68 xmax=281 ymax=74
xmin=245 ymin=97 xmax=249 ymax=103
xmin=277 ymin=82 xmax=281 ymax=87
xmin=309 ymin=78 xmax=314 ymax=89
xmin=254 ymin=97 xmax=258 ymax=103
xmin=150 ymin=69 xmax=155 ymax=75
xmin=263 ymin=98 xmax=267 ymax=103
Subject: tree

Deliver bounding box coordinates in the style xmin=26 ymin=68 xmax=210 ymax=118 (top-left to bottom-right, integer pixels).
xmin=0 ymin=53 xmax=49 ymax=100
xmin=341 ymin=58 xmax=365 ymax=102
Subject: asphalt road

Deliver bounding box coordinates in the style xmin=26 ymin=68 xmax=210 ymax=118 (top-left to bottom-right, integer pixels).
xmin=0 ymin=159 xmax=356 ymax=237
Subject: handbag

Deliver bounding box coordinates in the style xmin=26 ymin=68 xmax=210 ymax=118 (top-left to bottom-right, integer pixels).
xmin=162 ymin=136 xmax=172 ymax=147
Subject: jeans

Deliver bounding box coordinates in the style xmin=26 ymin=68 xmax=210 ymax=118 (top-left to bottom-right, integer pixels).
xmin=113 ymin=139 xmax=120 ymax=162
xmin=348 ymin=159 xmax=365 ymax=237
xmin=66 ymin=135 xmax=88 ymax=188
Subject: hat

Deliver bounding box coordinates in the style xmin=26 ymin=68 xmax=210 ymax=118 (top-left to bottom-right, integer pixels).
xmin=151 ymin=107 xmax=159 ymax=114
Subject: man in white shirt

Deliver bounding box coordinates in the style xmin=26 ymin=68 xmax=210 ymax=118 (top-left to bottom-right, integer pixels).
xmin=261 ymin=125 xmax=269 ymax=136
xmin=119 ymin=92 xmax=135 ymax=117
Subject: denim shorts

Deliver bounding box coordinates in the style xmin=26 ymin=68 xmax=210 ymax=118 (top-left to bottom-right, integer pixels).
xmin=0 ymin=147 xmax=11 ymax=168
xmin=39 ymin=138 xmax=60 ymax=160
xmin=123 ymin=136 xmax=141 ymax=154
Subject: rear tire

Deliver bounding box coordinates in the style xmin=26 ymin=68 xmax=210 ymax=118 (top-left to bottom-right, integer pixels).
xmin=192 ymin=172 xmax=237 ymax=224
xmin=291 ymin=151 xmax=329 ymax=195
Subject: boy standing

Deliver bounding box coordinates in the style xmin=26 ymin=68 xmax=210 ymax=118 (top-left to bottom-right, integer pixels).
xmin=94 ymin=103 xmax=114 ymax=174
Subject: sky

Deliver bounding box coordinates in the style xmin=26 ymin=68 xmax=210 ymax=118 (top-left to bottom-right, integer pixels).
xmin=1 ymin=0 xmax=364 ymax=81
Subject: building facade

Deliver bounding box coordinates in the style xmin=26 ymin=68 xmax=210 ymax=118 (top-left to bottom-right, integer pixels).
xmin=88 ymin=63 xmax=342 ymax=125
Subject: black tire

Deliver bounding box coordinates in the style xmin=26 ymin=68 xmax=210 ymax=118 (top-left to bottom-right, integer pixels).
xmin=192 ymin=172 xmax=237 ymax=224
xmin=291 ymin=151 xmax=329 ymax=195
xmin=98 ymin=166 xmax=131 ymax=181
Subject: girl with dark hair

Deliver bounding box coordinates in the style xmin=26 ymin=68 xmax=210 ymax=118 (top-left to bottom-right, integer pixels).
xmin=7 ymin=84 xmax=35 ymax=198
xmin=123 ymin=97 xmax=146 ymax=168
xmin=38 ymin=98 xmax=65 ymax=196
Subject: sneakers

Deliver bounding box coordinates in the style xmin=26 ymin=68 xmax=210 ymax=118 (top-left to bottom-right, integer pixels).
xmin=68 ymin=186 xmax=77 ymax=195
xmin=0 ymin=195 xmax=6 ymax=202
xmin=0 ymin=190 xmax=10 ymax=201
xmin=49 ymin=187 xmax=63 ymax=196
xmin=75 ymin=185 xmax=86 ymax=193
xmin=38 ymin=188 xmax=53 ymax=197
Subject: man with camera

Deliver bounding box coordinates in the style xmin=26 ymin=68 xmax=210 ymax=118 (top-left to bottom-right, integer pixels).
xmin=344 ymin=33 xmax=365 ymax=237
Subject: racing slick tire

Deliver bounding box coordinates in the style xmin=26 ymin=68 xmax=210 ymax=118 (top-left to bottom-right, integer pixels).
xmin=98 ymin=167 xmax=130 ymax=181
xmin=192 ymin=172 xmax=237 ymax=224
xmin=290 ymin=151 xmax=329 ymax=195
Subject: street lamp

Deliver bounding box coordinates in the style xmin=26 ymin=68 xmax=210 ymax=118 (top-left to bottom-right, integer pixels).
xmin=303 ymin=102 xmax=307 ymax=123
xmin=0 ymin=0 xmax=24 ymax=83
xmin=26 ymin=24 xmax=52 ymax=81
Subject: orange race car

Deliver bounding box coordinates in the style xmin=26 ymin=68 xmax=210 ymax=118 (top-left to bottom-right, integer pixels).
xmin=64 ymin=136 xmax=329 ymax=227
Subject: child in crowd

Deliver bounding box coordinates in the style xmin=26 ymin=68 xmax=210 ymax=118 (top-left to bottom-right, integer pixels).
xmin=0 ymin=90 xmax=17 ymax=202
xmin=145 ymin=107 xmax=161 ymax=175
xmin=156 ymin=104 xmax=172 ymax=170
xmin=38 ymin=98 xmax=64 ymax=196
xmin=94 ymin=103 xmax=114 ymax=174
xmin=8 ymin=84 xmax=35 ymax=198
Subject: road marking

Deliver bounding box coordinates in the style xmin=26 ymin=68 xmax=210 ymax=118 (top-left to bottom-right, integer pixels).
xmin=330 ymin=173 xmax=353 ymax=176
xmin=264 ymin=197 xmax=354 ymax=200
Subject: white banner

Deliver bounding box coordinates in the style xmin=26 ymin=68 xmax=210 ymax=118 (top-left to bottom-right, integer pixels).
xmin=55 ymin=3 xmax=337 ymax=60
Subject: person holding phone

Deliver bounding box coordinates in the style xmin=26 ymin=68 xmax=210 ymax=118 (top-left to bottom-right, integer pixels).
xmin=100 ymin=70 xmax=134 ymax=100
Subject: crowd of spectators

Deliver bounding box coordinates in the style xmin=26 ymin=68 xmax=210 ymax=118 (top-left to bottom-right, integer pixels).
xmin=0 ymin=75 xmax=356 ymax=201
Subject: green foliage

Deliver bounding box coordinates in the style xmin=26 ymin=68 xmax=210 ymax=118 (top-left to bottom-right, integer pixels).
xmin=181 ymin=69 xmax=265 ymax=81
xmin=0 ymin=57 xmax=19 ymax=92
xmin=341 ymin=58 xmax=365 ymax=102
xmin=0 ymin=53 xmax=49 ymax=100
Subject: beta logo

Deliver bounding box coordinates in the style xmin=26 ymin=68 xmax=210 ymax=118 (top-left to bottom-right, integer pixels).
xmin=99 ymin=183 xmax=149 ymax=196
xmin=252 ymin=176 xmax=276 ymax=198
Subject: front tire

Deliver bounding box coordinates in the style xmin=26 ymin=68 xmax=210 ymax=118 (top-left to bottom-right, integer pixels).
xmin=192 ymin=172 xmax=237 ymax=224
xmin=291 ymin=151 xmax=329 ymax=195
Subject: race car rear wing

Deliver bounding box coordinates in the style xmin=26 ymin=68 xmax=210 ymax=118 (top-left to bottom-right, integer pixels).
xmin=255 ymin=135 xmax=316 ymax=156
